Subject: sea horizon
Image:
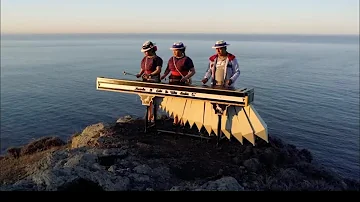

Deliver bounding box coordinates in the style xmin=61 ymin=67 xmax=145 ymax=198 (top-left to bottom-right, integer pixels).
xmin=2 ymin=32 xmax=359 ymax=35
xmin=2 ymin=32 xmax=358 ymax=46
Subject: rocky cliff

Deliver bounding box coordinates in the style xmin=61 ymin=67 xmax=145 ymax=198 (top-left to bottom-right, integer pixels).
xmin=1 ymin=116 xmax=359 ymax=191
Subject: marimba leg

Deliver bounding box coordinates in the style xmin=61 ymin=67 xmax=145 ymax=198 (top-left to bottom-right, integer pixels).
xmin=145 ymin=106 xmax=149 ymax=133
xmin=217 ymin=114 xmax=222 ymax=146
xmin=153 ymin=102 xmax=157 ymax=130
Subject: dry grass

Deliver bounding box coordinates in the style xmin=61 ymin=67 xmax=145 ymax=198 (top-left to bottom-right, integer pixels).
xmin=0 ymin=135 xmax=69 ymax=185
xmin=0 ymin=146 xmax=66 ymax=184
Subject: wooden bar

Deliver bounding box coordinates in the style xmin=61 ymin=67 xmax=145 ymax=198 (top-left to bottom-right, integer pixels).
xmin=96 ymin=77 xmax=252 ymax=107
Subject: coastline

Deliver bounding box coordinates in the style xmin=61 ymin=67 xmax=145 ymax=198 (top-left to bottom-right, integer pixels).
xmin=1 ymin=115 xmax=359 ymax=191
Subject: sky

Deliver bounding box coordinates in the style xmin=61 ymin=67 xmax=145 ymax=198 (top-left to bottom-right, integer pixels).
xmin=1 ymin=0 xmax=359 ymax=35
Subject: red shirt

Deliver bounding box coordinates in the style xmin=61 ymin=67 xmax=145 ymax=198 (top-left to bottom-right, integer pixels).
xmin=166 ymin=56 xmax=194 ymax=77
xmin=141 ymin=55 xmax=163 ymax=74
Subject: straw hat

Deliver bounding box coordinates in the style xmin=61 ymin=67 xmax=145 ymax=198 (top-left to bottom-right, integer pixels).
xmin=170 ymin=41 xmax=186 ymax=50
xmin=141 ymin=41 xmax=156 ymax=52
xmin=212 ymin=40 xmax=230 ymax=48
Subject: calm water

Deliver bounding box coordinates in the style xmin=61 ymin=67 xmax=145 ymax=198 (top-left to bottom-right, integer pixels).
xmin=1 ymin=33 xmax=359 ymax=180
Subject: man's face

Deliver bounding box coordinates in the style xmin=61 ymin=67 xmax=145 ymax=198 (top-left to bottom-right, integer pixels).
xmin=145 ymin=49 xmax=154 ymax=56
xmin=216 ymin=47 xmax=226 ymax=55
xmin=172 ymin=49 xmax=182 ymax=57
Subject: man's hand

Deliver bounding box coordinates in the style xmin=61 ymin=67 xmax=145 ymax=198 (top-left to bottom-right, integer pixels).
xmin=202 ymin=78 xmax=208 ymax=84
xmin=180 ymin=77 xmax=187 ymax=82
xmin=142 ymin=74 xmax=150 ymax=79
xmin=136 ymin=73 xmax=141 ymax=78
xmin=226 ymin=79 xmax=233 ymax=86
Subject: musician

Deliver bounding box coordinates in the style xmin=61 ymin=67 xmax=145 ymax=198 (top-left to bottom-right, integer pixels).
xmin=136 ymin=41 xmax=163 ymax=83
xmin=160 ymin=41 xmax=196 ymax=125
xmin=201 ymin=40 xmax=240 ymax=89
xmin=160 ymin=41 xmax=196 ymax=85
xmin=136 ymin=41 xmax=163 ymax=123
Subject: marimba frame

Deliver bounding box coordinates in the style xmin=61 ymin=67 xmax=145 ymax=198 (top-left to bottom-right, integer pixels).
xmin=142 ymin=96 xmax=230 ymax=145
xmin=96 ymin=77 xmax=268 ymax=146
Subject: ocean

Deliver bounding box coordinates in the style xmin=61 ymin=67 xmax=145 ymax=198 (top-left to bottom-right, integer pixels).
xmin=1 ymin=33 xmax=359 ymax=180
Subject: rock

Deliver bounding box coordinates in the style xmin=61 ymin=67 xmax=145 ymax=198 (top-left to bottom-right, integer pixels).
xmin=259 ymin=148 xmax=277 ymax=167
xmin=340 ymin=180 xmax=348 ymax=190
xmin=10 ymin=148 xmax=131 ymax=191
xmin=270 ymin=136 xmax=284 ymax=148
xmin=288 ymin=144 xmax=297 ymax=150
xmin=132 ymin=161 xmax=142 ymax=167
xmin=71 ymin=123 xmax=110 ymax=149
xmin=1 ymin=179 xmax=39 ymax=191
xmin=129 ymin=173 xmax=151 ymax=183
xmin=344 ymin=178 xmax=360 ymax=191
xmin=108 ymin=165 xmax=116 ymax=173
xmin=136 ymin=142 xmax=151 ymax=149
xmin=89 ymin=174 xmax=130 ymax=191
xmin=232 ymin=157 xmax=241 ymax=165
xmin=118 ymin=168 xmax=131 ymax=175
xmin=20 ymin=136 xmax=66 ymax=156
xmin=243 ymin=145 xmax=254 ymax=157
xmin=152 ymin=166 xmax=170 ymax=178
xmin=276 ymin=148 xmax=290 ymax=165
xmin=295 ymin=162 xmax=344 ymax=183
xmin=151 ymin=166 xmax=172 ymax=190
xmin=63 ymin=153 xmax=97 ymax=168
xmin=2 ymin=115 xmax=359 ymax=192
xmin=128 ymin=173 xmax=151 ymax=191
xmin=133 ymin=164 xmax=152 ymax=175
xmin=277 ymin=168 xmax=304 ymax=183
xmin=57 ymin=178 xmax=104 ymax=191
xmin=169 ymin=186 xmax=186 ymax=191
xmin=92 ymin=163 xmax=103 ymax=170
xmin=6 ymin=147 xmax=21 ymax=158
xmin=102 ymin=148 xmax=128 ymax=157
xmin=299 ymin=149 xmax=313 ymax=163
xmin=116 ymin=115 xmax=133 ymax=123
xmin=243 ymin=158 xmax=260 ymax=172
xmin=198 ymin=176 xmax=244 ymax=191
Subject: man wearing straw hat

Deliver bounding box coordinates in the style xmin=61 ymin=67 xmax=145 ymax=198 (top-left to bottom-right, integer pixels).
xmin=136 ymin=41 xmax=163 ymax=83
xmin=160 ymin=41 xmax=196 ymax=125
xmin=160 ymin=41 xmax=196 ymax=85
xmin=202 ymin=40 xmax=240 ymax=89
xmin=136 ymin=40 xmax=163 ymax=123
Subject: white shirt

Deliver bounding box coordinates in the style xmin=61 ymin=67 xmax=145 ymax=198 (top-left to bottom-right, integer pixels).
xmin=214 ymin=58 xmax=226 ymax=85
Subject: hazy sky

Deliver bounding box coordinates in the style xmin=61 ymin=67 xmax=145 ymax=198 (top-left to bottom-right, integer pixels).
xmin=1 ymin=0 xmax=359 ymax=35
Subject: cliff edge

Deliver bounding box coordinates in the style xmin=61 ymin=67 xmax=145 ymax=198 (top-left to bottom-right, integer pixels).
xmin=1 ymin=116 xmax=359 ymax=191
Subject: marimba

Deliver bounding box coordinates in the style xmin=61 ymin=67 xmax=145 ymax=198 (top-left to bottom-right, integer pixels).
xmin=96 ymin=77 xmax=268 ymax=145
